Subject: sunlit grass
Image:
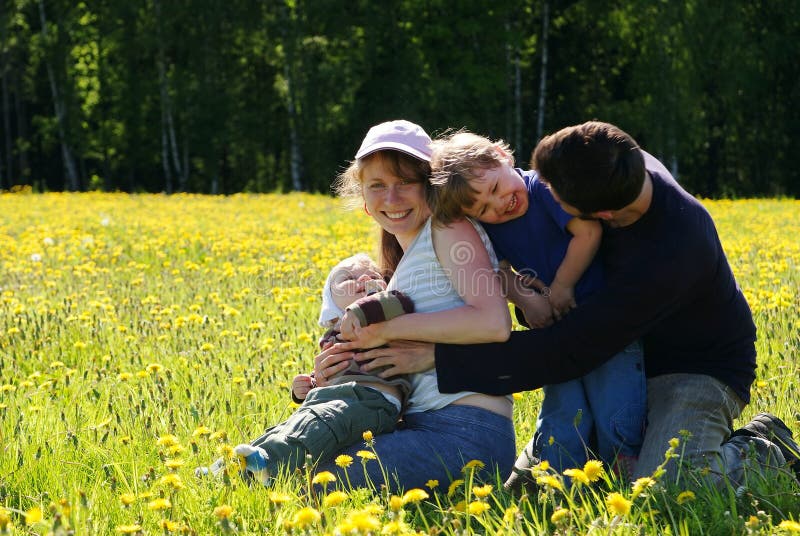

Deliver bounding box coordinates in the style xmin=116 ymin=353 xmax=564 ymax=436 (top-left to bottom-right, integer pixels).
xmin=0 ymin=192 xmax=798 ymax=534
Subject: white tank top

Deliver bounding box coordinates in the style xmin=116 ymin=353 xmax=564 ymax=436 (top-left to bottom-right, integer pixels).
xmin=387 ymin=217 xmax=499 ymax=413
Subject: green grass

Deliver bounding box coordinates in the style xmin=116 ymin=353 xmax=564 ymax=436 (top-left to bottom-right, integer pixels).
xmin=0 ymin=192 xmax=798 ymax=535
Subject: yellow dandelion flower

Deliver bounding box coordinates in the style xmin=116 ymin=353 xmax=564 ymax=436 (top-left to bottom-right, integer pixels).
xmin=335 ymin=454 xmax=353 ymax=468
xmin=156 ymin=434 xmax=180 ymax=447
xmin=25 ymin=506 xmax=43 ymax=525
xmin=345 ymin=511 xmax=381 ymax=531
xmin=503 ymin=505 xmax=519 ymax=523
xmin=0 ymin=384 xmax=15 ymax=392
xmin=119 ymin=493 xmax=136 ymax=506
xmin=362 ymin=430 xmax=374 ymax=442
xmin=192 ymin=425 xmax=212 ymax=438
xmin=676 ymin=490 xmax=696 ymax=505
xmin=563 ymin=468 xmax=590 ymax=486
xmin=388 ymin=495 xmax=404 ymax=511
xmin=447 ymin=479 xmax=464 ymax=496
xmin=426 ymin=479 xmax=439 ymax=489
xmin=167 ymin=444 xmax=184 ymax=455
xmin=632 ymin=476 xmax=655 ymax=498
xmin=382 ymin=520 xmax=410 ymax=534
xmin=146 ymin=363 xmax=163 ymax=373
xmin=452 ymin=500 xmax=466 ymax=512
xmin=217 ymin=444 xmax=234 ymax=458
xmin=200 ymin=343 xmax=214 ymax=351
xmin=312 ymin=471 xmax=337 ymax=485
xmin=467 ymin=501 xmax=490 ymax=515
xmin=50 ymin=361 xmax=65 ymax=369
xmin=472 ymin=484 xmax=493 ymax=498
xmin=268 ymin=492 xmax=293 ymax=505
xmin=158 ymin=473 xmax=184 ymax=490
xmin=745 ymin=515 xmax=760 ymax=529
xmin=159 ymin=519 xmax=180 ymax=531
xmin=535 ymin=460 xmax=550 ymax=471
xmin=213 ymin=505 xmax=234 ymax=519
xmin=209 ymin=430 xmax=227 ymax=441
xmin=778 ymin=520 xmax=800 ymax=532
xmin=357 ymin=450 xmax=377 ymax=460
xmin=401 ymin=488 xmax=429 ymax=504
xmin=323 ymin=491 xmax=349 ymax=508
xmin=583 ymin=460 xmax=604 ymax=482
xmin=605 ymin=492 xmax=632 ymax=516
xmin=536 ymin=475 xmax=563 ymax=491
xmin=115 ymin=524 xmax=142 ymax=533
xmin=551 ymin=508 xmax=570 ymax=524
xmin=292 ymin=507 xmax=321 ymax=528
xmin=147 ymin=498 xmax=172 ymax=511
xmin=462 ymin=459 xmax=485 ymax=472
xmin=0 ymin=507 xmax=11 ymax=531
xmin=164 ymin=459 xmax=184 ymax=470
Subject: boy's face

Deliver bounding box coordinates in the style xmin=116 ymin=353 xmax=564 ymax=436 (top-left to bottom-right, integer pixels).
xmin=329 ymin=261 xmax=386 ymax=311
xmin=463 ymin=163 xmax=529 ymax=224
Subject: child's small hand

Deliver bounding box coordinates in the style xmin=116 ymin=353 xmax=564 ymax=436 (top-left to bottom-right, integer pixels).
xmin=547 ymin=281 xmax=577 ymax=320
xmin=517 ymin=292 xmax=555 ymax=329
xmin=291 ymin=374 xmax=314 ymax=401
xmin=339 ymin=310 xmax=363 ymax=341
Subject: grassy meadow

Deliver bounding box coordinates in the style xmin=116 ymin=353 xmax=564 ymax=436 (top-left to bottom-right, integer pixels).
xmin=0 ymin=191 xmax=798 ymax=535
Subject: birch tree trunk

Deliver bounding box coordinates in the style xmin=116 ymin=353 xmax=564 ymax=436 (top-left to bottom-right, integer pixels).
xmin=282 ymin=2 xmax=303 ymax=191
xmin=13 ymin=74 xmax=28 ymax=182
xmin=1 ymin=32 xmax=11 ymax=186
xmin=38 ymin=0 xmax=78 ymax=190
xmin=536 ymin=0 xmax=550 ymax=143
xmin=1 ymin=67 xmax=8 ymax=188
xmin=153 ymin=0 xmax=181 ymax=193
xmin=286 ymin=64 xmax=303 ymax=192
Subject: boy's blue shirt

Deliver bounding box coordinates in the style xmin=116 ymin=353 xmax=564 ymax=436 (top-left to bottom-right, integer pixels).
xmin=482 ymin=169 xmax=605 ymax=304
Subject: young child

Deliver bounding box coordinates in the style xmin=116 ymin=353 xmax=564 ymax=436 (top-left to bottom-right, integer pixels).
xmin=196 ymin=253 xmax=414 ymax=485
xmin=428 ymin=131 xmax=646 ymax=475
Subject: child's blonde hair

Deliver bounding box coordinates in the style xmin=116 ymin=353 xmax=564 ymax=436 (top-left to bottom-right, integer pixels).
xmin=429 ymin=131 xmax=514 ymax=224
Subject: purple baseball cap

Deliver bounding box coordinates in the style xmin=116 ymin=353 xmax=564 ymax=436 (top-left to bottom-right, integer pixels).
xmin=355 ymin=120 xmax=432 ymax=162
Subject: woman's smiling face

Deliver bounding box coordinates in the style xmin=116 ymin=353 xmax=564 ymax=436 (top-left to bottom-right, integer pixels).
xmin=361 ymin=153 xmax=431 ymax=250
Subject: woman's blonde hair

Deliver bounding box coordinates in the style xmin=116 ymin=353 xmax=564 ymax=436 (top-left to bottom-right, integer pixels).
xmin=334 ymin=150 xmax=432 ymax=278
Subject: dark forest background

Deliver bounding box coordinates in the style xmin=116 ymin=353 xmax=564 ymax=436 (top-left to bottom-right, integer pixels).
xmin=1 ymin=0 xmax=798 ymax=197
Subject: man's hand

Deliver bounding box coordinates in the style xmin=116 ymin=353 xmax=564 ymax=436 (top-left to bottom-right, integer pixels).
xmin=350 ymin=340 xmax=435 ymax=377
xmin=291 ymin=374 xmax=314 ymax=401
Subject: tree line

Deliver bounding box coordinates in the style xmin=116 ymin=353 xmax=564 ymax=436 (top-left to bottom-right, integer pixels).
xmin=1 ymin=0 xmax=798 ymax=197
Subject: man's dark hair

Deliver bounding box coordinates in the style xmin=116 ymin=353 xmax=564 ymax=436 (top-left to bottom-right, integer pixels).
xmin=531 ymin=121 xmax=645 ymax=214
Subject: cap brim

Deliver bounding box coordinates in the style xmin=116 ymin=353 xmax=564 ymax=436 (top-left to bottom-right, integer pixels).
xmin=355 ymin=141 xmax=432 ymax=162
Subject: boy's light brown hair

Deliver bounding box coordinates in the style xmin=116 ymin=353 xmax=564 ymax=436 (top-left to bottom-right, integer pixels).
xmin=429 ymin=131 xmax=514 ymax=224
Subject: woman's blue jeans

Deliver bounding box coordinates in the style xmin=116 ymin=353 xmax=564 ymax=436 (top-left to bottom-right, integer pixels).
xmin=315 ymin=404 xmax=516 ymax=492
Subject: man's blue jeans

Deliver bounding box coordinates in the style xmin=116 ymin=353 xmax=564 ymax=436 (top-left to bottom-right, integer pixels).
xmin=635 ymin=373 xmax=786 ymax=485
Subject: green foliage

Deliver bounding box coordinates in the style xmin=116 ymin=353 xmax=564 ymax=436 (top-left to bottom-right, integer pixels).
xmin=0 ymin=0 xmax=798 ymax=195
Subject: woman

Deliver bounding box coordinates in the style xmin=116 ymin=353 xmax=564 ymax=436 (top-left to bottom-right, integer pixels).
xmin=312 ymin=120 xmax=515 ymax=491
